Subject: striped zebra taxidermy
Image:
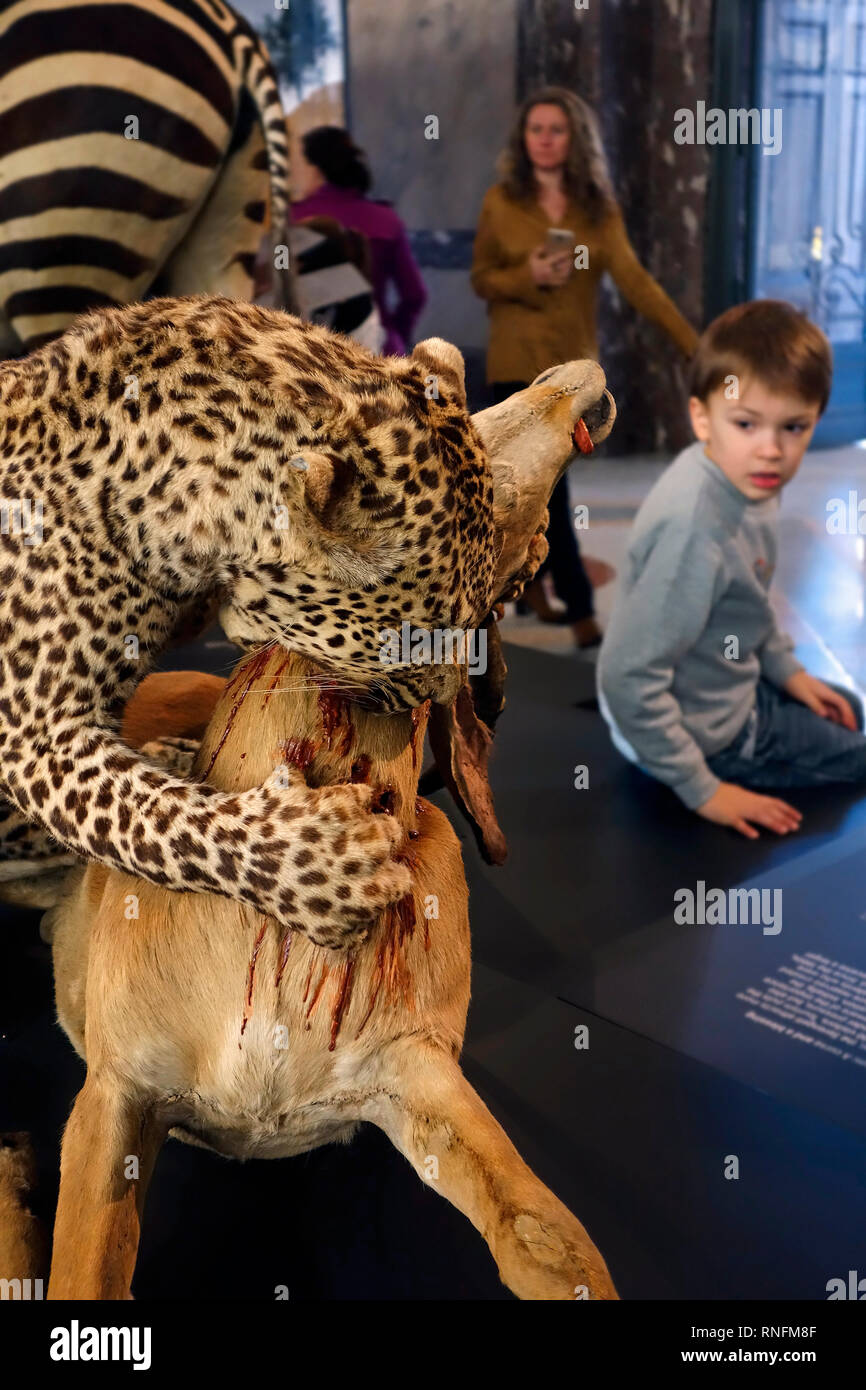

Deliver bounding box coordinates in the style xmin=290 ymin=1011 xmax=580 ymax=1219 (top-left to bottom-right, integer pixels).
xmin=290 ymin=217 xmax=385 ymax=355
xmin=0 ymin=0 xmax=295 ymax=356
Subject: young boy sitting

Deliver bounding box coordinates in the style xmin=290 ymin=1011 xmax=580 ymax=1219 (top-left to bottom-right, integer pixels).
xmin=597 ymin=299 xmax=866 ymax=840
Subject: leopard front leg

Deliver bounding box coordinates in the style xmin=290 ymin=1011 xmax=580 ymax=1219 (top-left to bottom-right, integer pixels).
xmin=2 ymin=724 xmax=410 ymax=947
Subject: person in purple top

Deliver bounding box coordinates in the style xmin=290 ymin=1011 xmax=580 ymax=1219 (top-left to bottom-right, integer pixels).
xmin=291 ymin=126 xmax=428 ymax=356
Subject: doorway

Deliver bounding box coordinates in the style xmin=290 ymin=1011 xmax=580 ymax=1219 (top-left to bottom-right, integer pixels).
xmin=710 ymin=0 xmax=866 ymax=446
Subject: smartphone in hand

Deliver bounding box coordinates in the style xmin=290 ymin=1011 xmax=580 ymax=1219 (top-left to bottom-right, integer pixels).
xmin=544 ymin=228 xmax=575 ymax=256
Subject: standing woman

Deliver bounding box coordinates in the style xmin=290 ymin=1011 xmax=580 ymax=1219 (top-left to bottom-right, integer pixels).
xmin=471 ymin=87 xmax=699 ymax=648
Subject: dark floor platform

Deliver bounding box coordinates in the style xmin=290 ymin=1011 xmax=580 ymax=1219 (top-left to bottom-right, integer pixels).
xmin=455 ymin=644 xmax=866 ymax=1141
xmin=1 ymin=635 xmax=864 ymax=1299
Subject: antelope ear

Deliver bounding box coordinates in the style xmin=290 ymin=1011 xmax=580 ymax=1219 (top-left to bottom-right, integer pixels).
xmin=290 ymin=450 xmax=358 ymax=531
xmin=425 ymin=618 xmax=509 ymax=866
xmin=410 ymin=337 xmax=467 ymax=407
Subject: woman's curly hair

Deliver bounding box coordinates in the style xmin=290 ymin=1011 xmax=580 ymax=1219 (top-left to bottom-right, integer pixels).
xmin=497 ymin=87 xmax=616 ymax=223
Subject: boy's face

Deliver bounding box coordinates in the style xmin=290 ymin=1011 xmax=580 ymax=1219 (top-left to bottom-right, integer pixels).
xmin=688 ymin=377 xmax=821 ymax=502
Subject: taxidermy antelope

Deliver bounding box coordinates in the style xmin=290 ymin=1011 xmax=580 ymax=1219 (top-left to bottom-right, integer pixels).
xmin=5 ymin=365 xmax=619 ymax=1300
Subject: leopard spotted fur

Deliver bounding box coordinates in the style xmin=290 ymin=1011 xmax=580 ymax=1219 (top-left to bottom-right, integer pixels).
xmin=0 ymin=294 xmax=498 ymax=947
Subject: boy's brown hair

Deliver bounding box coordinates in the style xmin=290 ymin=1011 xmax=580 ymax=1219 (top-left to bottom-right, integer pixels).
xmin=689 ymin=300 xmax=833 ymax=414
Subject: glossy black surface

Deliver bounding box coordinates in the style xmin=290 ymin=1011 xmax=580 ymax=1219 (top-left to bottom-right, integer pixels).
xmin=1 ymin=633 xmax=863 ymax=1299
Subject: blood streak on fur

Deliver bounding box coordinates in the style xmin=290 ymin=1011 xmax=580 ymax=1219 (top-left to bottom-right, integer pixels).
xmin=354 ymin=891 xmax=417 ymax=1039
xmin=279 ymin=737 xmax=317 ymax=771
xmin=203 ymin=644 xmax=273 ymax=779
xmin=304 ymin=958 xmax=331 ymax=1026
xmin=353 ymin=963 xmax=382 ymax=1040
xmin=200 ymin=645 xmax=422 ymax=1046
xmin=274 ymin=929 xmax=293 ymax=987
xmin=316 ymin=689 xmax=354 ymax=755
xmin=240 ymin=918 xmax=268 ymax=1042
xmin=328 ymin=952 xmax=357 ymax=1051
xmin=302 ymin=956 xmax=315 ymax=1004
xmin=382 ymin=894 xmax=416 ymax=1005
xmin=262 ymin=653 xmax=292 ymax=708
xmin=325 ymin=805 xmax=418 ymax=1046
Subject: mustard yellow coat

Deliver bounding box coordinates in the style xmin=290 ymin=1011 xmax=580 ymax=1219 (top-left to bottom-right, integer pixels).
xmin=470 ymin=183 xmax=699 ymax=384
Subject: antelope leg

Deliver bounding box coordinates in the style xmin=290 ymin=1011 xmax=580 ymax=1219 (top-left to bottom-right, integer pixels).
xmin=0 ymin=1133 xmax=49 ymax=1290
xmin=365 ymin=1043 xmax=618 ymax=1301
xmin=48 ymin=1076 xmax=164 ymax=1300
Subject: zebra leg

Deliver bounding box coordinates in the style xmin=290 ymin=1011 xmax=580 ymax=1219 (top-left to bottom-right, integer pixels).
xmin=155 ymin=87 xmax=272 ymax=303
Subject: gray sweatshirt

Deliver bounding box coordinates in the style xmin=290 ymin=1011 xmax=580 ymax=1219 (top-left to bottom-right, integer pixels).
xmin=596 ymin=441 xmax=804 ymax=809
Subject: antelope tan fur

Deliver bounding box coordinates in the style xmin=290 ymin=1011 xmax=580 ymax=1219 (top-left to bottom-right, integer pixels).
xmin=1 ymin=360 xmax=617 ymax=1300
xmin=44 ymin=651 xmax=617 ymax=1300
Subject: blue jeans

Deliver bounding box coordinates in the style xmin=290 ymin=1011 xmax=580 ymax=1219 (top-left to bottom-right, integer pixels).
xmin=706 ymin=679 xmax=866 ymax=789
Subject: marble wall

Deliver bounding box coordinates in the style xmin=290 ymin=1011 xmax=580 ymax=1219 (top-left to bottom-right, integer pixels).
xmin=345 ymin=0 xmax=519 ymax=406
xmin=517 ymin=0 xmax=713 ymax=451
xmin=346 ymin=0 xmax=714 ymax=452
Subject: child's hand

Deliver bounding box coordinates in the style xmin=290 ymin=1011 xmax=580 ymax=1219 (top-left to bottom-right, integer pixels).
xmin=783 ymin=671 xmax=858 ymax=730
xmin=696 ymin=782 xmax=802 ymax=840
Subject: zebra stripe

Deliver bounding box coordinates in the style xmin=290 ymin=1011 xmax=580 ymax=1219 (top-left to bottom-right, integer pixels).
xmin=0 ymin=6 xmax=237 ymax=121
xmin=0 ymin=0 xmax=293 ymax=353
xmin=0 ymin=88 xmax=225 ymax=167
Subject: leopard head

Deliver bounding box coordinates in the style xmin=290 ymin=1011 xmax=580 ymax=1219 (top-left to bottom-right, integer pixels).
xmin=219 ymin=342 xmax=614 ymax=716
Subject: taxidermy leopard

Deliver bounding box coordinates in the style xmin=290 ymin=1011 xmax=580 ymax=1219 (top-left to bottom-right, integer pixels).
xmin=0 ymin=294 xmax=499 ymax=947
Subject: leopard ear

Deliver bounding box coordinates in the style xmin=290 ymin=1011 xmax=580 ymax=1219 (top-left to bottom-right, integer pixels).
xmin=290 ymin=451 xmax=358 ymax=531
xmin=410 ymin=337 xmax=467 ymax=407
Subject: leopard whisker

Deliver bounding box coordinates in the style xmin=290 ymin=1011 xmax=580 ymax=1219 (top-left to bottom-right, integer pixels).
xmin=232 ymin=679 xmax=374 ymax=699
